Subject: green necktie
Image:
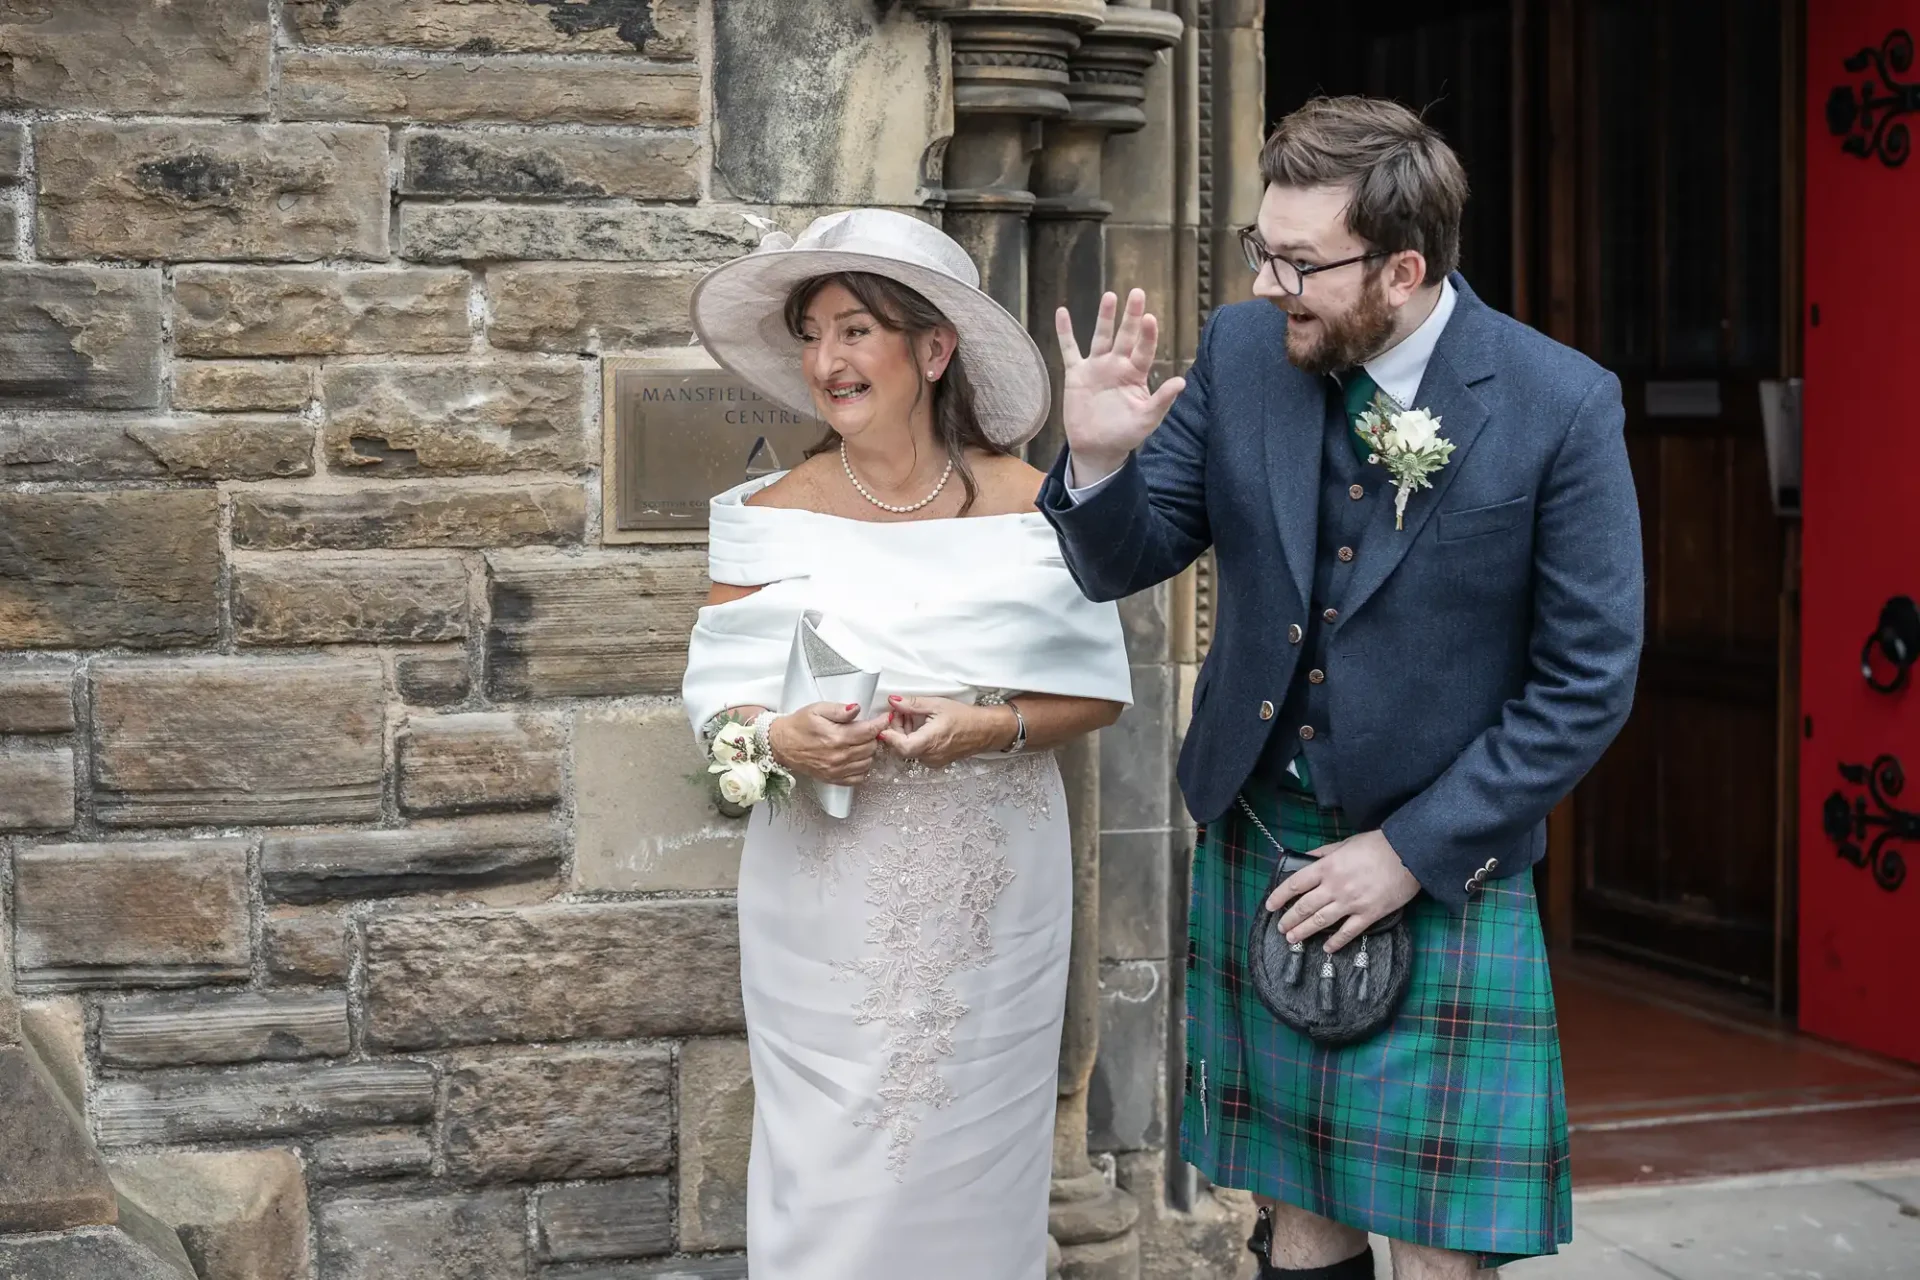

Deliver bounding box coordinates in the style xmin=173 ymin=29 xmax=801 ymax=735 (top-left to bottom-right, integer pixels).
xmin=1341 ymin=368 xmax=1380 ymax=466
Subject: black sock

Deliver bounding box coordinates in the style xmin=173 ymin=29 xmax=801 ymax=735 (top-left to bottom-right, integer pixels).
xmin=1252 ymin=1245 xmax=1375 ymax=1279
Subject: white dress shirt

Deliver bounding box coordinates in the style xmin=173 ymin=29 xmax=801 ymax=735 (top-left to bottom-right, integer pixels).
xmin=1066 ymin=279 xmax=1460 ymax=498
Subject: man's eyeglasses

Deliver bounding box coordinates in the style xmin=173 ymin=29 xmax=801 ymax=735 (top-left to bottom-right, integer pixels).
xmin=1238 ymin=226 xmax=1389 ymax=296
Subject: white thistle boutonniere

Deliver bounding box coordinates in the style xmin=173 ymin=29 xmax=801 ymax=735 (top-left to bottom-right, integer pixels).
xmin=1354 ymin=396 xmax=1455 ymax=530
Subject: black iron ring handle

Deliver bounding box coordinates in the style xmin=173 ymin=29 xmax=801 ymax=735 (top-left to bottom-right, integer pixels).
xmin=1862 ymin=633 xmax=1912 ymax=693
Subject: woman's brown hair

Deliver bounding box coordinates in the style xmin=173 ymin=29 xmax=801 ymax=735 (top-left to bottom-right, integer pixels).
xmin=783 ymin=271 xmax=1009 ymax=515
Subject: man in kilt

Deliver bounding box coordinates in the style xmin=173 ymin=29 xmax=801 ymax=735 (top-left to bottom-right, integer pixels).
xmin=1041 ymin=97 xmax=1643 ymax=1276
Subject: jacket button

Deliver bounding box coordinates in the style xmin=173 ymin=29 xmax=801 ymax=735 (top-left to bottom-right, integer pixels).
xmin=1322 ymin=607 xmax=1339 ymax=624
xmin=1298 ymin=725 xmax=1315 ymax=741
xmin=1258 ymin=701 xmax=1275 ymax=720
xmin=1464 ymin=878 xmax=1479 ymax=895
xmin=1286 ymin=623 xmax=1303 ymax=644
xmin=1337 ymin=546 xmax=1355 ymax=563
xmin=1349 ymin=484 xmax=1365 ymax=500
xmin=1308 ymin=669 xmax=1325 ymax=685
xmin=1484 ymin=857 xmax=1499 ymax=870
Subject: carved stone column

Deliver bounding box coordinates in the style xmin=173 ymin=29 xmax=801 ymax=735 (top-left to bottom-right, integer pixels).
xmin=1027 ymin=10 xmax=1184 ymax=1279
xmin=915 ymin=0 xmax=1111 ymax=312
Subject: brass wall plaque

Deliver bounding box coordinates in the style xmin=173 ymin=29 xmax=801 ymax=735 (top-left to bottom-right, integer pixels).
xmin=601 ymin=353 xmax=823 ymax=542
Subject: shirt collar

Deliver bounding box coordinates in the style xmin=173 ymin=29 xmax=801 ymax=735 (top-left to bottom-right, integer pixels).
xmin=1360 ymin=277 xmax=1457 ymax=410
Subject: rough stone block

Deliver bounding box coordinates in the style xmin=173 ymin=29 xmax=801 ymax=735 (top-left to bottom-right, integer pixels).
xmin=0 ymin=122 xmax=21 ymax=178
xmin=230 ymin=481 xmax=586 ymax=551
xmin=1102 ymin=664 xmax=1174 ymax=831
xmin=281 ymin=52 xmax=698 ymax=125
xmin=566 ymin=1259 xmax=749 ymax=1280
xmin=486 ymin=264 xmax=700 ymax=352
xmin=0 ymin=744 xmax=74 ymax=831
xmin=0 ymin=265 xmax=162 ymax=408
xmin=0 ymin=414 xmax=313 ymax=482
xmin=109 ymin=1149 xmax=311 ymax=1280
xmin=263 ymin=815 xmax=562 ymax=903
xmin=94 ymin=1061 xmax=437 ymax=1146
xmin=536 ymin=1178 xmax=673 ymax=1263
xmin=0 ymin=491 xmax=218 ymax=649
xmin=0 ymin=1043 xmax=118 ymax=1232
xmin=308 ymin=1129 xmax=432 ymax=1183
xmin=36 ymin=122 xmax=388 ymax=262
xmin=317 ymin=1191 xmax=527 ymax=1280
xmin=322 ymin=359 xmax=589 ymax=477
xmin=19 ymin=997 xmax=87 ymax=1113
xmin=364 ymin=900 xmax=744 ymax=1050
xmin=442 ymin=1045 xmax=671 ymax=1183
xmin=403 ymin=129 xmax=700 ymax=200
xmin=0 ymin=0 xmax=270 ymax=113
xmin=485 ymin=549 xmax=706 ymax=699
xmin=14 ymin=840 xmax=251 ymax=991
xmin=1088 ymin=960 xmax=1168 ymax=1155
xmin=677 ymin=1039 xmax=752 ymax=1253
xmin=399 ymin=204 xmax=760 ymax=263
xmin=263 ymin=908 xmax=350 ymax=984
xmin=575 ymin=705 xmax=740 ymax=893
xmin=711 ymin=0 xmax=946 ymax=207
xmin=1099 ymin=830 xmax=1171 ymax=962
xmin=0 ymin=203 xmax=15 ymax=254
xmin=0 ymin=662 xmax=75 ymax=733
xmin=173 ymin=361 xmax=313 ymax=412
xmin=395 ymin=651 xmax=472 ymax=705
xmin=0 ymin=1225 xmax=197 ymax=1280
xmin=174 ymin=266 xmax=469 ymax=358
xmin=398 ymin=713 xmax=563 ymax=817
xmin=287 ymin=0 xmax=697 ymax=59
xmin=232 ymin=552 xmax=469 ymax=646
xmin=100 ymin=991 xmax=351 ymax=1069
xmin=91 ymin=658 xmax=385 ymax=827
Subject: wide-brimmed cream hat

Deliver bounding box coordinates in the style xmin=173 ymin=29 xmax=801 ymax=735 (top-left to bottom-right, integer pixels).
xmin=690 ymin=208 xmax=1050 ymax=449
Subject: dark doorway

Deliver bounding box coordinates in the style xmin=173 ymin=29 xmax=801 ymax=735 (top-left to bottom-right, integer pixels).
xmin=1264 ymin=0 xmax=1801 ymax=1003
xmin=1265 ymin=0 xmax=1517 ymax=314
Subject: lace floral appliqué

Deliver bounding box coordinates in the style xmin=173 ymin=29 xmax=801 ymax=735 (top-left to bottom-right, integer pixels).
xmin=779 ymin=752 xmax=1055 ymax=1177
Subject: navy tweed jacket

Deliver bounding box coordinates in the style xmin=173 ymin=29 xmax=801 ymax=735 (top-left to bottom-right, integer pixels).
xmin=1040 ymin=276 xmax=1645 ymax=908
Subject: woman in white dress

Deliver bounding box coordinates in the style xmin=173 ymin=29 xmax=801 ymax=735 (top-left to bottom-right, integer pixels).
xmin=681 ymin=209 xmax=1135 ymax=1279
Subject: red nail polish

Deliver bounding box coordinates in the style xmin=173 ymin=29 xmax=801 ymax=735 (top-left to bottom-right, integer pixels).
xmin=846 ymin=704 xmax=858 ymax=712
xmin=888 ymin=695 xmax=902 ymax=704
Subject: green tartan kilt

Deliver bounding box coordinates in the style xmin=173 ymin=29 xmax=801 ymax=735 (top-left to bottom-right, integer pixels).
xmin=1179 ymin=781 xmax=1573 ymax=1265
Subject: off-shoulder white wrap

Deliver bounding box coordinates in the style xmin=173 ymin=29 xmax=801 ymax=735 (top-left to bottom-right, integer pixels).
xmin=682 ymin=475 xmax=1133 ymax=735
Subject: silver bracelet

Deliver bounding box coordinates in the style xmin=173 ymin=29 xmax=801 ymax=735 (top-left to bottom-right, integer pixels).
xmin=1005 ymin=700 xmax=1027 ymax=754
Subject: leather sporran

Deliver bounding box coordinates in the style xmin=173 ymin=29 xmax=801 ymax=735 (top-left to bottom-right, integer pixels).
xmin=1239 ymin=796 xmax=1415 ymax=1046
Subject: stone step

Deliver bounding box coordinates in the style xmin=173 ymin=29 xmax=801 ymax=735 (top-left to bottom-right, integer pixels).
xmin=110 ymin=1150 xmax=311 ymax=1280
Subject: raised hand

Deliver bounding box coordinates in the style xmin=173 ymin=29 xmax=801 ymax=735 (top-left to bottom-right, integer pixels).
xmin=1054 ymin=289 xmax=1188 ymax=483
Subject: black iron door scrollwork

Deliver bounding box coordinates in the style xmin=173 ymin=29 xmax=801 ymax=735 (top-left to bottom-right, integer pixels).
xmin=1823 ymin=756 xmax=1914 ymax=893
xmin=1828 ymin=29 xmax=1920 ymax=167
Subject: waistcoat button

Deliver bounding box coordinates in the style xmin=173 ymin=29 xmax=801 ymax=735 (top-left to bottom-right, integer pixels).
xmin=1323 ymin=607 xmax=1339 ymax=624
xmin=1337 ymin=546 xmax=1355 ymax=563
xmin=1308 ymin=669 xmax=1325 ymax=684
xmin=1258 ymin=701 xmax=1275 ymax=720
xmin=1286 ymin=624 xmax=1303 ymax=644
xmin=1298 ymin=725 xmax=1315 ymax=741
xmin=1349 ymin=484 xmax=1365 ymax=500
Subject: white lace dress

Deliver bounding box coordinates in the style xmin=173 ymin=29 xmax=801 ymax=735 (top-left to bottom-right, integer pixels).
xmin=682 ymin=477 xmax=1133 ymax=1280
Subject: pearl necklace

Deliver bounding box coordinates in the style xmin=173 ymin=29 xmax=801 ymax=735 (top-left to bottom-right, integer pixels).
xmin=840 ymin=441 xmax=954 ymax=514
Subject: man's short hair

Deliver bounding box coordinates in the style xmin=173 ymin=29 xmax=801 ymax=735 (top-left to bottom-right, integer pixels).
xmin=1260 ymin=95 xmax=1469 ymax=283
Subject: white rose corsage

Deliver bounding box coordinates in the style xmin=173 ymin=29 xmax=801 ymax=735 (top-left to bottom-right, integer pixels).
xmin=702 ymin=710 xmax=794 ymax=816
xmin=1353 ymin=397 xmax=1456 ymax=530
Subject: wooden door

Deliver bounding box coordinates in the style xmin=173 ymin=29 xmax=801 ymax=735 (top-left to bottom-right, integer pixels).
xmin=1552 ymin=0 xmax=1794 ymax=996
xmin=1799 ymin=0 xmax=1920 ymax=1065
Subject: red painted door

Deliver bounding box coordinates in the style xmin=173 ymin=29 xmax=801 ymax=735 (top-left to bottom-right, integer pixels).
xmin=1801 ymin=1 xmax=1920 ymax=1065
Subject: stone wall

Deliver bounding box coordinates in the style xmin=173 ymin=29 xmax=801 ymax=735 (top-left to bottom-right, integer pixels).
xmin=0 ymin=2 xmax=947 ymax=1276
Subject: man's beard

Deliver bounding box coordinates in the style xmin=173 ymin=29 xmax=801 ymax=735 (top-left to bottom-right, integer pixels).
xmin=1279 ymin=274 xmax=1397 ymax=376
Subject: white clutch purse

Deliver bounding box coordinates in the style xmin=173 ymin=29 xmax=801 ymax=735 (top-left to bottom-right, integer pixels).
xmin=779 ymin=611 xmax=881 ymax=819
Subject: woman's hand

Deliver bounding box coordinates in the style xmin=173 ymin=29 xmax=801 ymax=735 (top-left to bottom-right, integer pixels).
xmin=768 ymin=702 xmax=890 ymax=785
xmin=879 ymin=695 xmax=1017 ymax=770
